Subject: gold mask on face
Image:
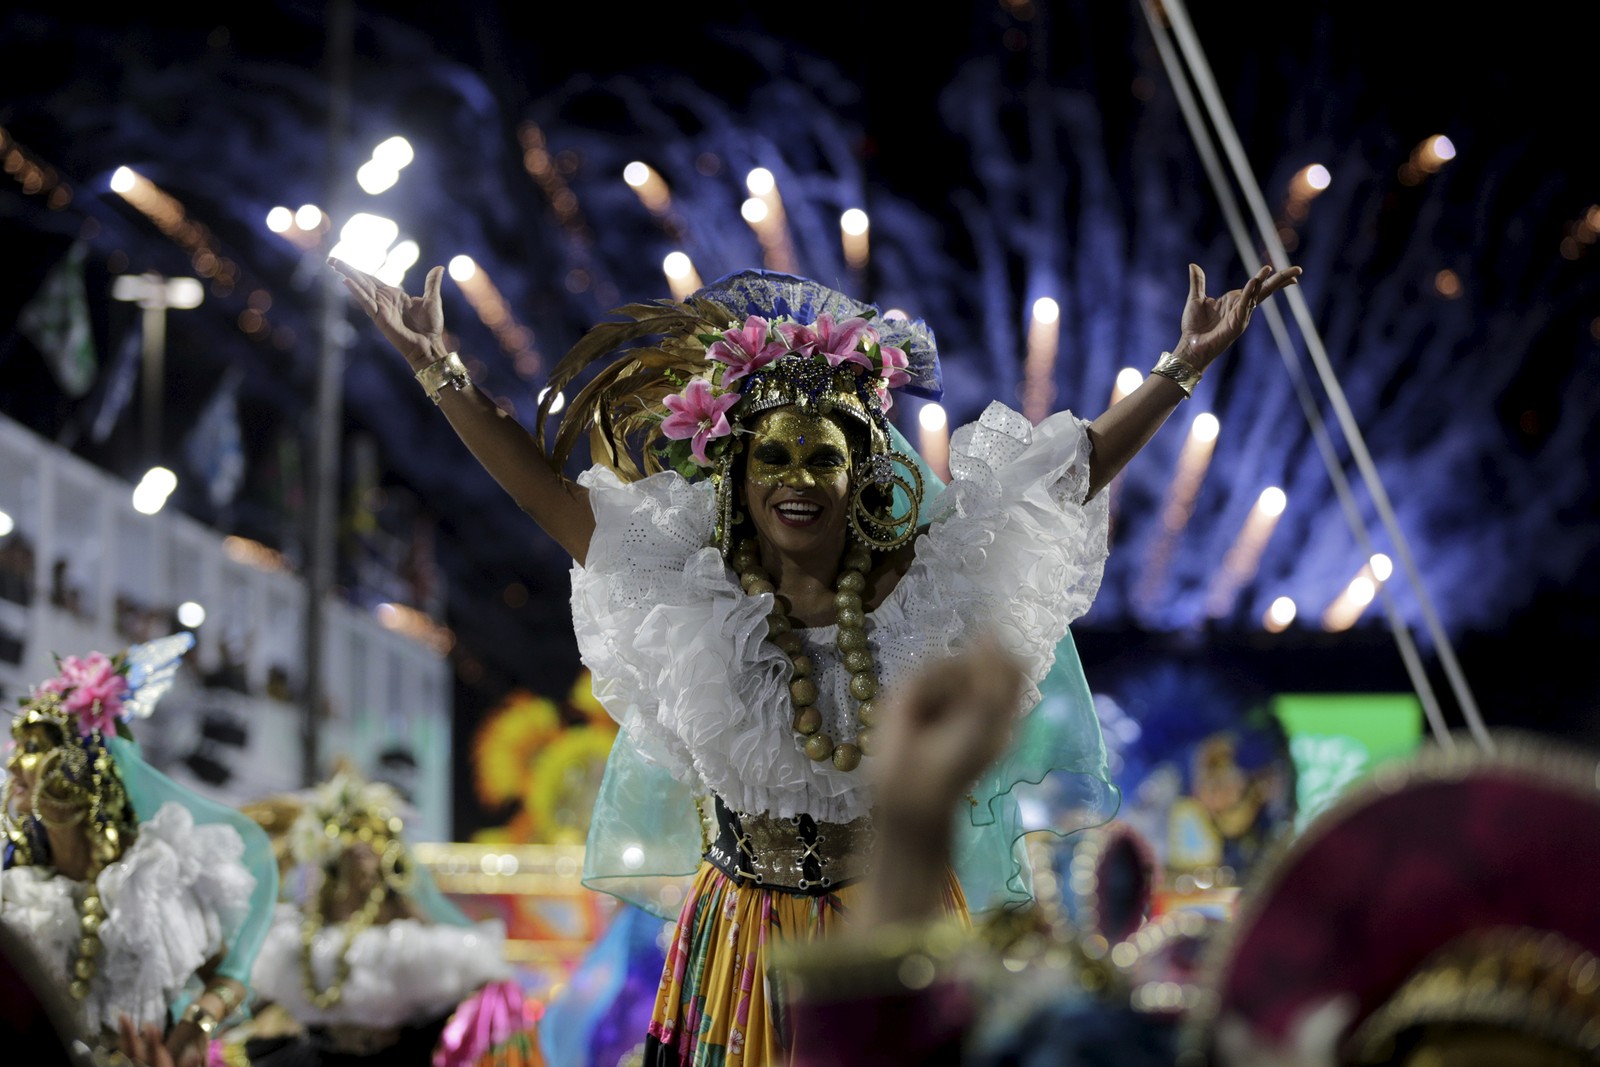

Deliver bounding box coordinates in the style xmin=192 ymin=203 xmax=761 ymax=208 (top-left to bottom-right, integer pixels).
xmin=745 ymin=409 xmax=852 ymax=491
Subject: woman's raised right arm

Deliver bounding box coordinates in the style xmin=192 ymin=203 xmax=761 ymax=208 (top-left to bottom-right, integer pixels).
xmin=331 ymin=260 xmax=595 ymax=564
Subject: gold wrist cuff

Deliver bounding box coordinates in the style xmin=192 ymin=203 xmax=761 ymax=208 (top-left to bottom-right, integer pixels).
xmin=181 ymin=1001 xmax=221 ymax=1037
xmin=1150 ymin=351 xmax=1202 ymax=398
xmin=415 ymin=352 xmax=471 ymax=404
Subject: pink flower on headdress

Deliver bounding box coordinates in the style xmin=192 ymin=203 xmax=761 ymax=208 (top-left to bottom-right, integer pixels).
xmin=39 ymin=652 xmax=128 ymax=737
xmin=708 ymin=316 xmax=786 ymax=385
xmin=878 ymin=344 xmax=911 ymax=390
xmin=661 ymin=378 xmax=740 ymax=466
xmin=874 ymin=382 xmax=895 ymax=413
xmin=778 ymin=315 xmax=875 ymax=370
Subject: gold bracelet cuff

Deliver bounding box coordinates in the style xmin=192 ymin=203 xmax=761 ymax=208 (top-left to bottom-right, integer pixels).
xmin=1150 ymin=351 xmax=1202 ymax=398
xmin=415 ymin=352 xmax=471 ymax=404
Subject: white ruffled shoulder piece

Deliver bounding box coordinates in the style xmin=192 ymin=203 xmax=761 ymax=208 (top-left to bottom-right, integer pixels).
xmin=884 ymin=401 xmax=1111 ymax=708
xmin=568 ymin=402 xmax=1109 ymax=823
xmin=250 ymin=903 xmax=512 ymax=1029
xmin=0 ymin=801 xmax=256 ymax=1036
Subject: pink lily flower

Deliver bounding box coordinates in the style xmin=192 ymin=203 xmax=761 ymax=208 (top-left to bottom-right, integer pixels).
xmin=41 ymin=652 xmax=128 ymax=737
xmin=874 ymin=382 xmax=895 ymax=413
xmin=780 ymin=314 xmax=875 ymax=370
xmin=878 ymin=344 xmax=911 ymax=390
xmin=661 ymin=379 xmax=740 ymax=465
xmin=708 ymin=316 xmax=786 ymax=385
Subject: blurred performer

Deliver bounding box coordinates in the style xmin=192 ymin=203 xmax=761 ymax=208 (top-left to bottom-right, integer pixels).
xmin=1 ymin=635 xmax=278 ymax=1067
xmin=247 ymin=770 xmax=530 ymax=1066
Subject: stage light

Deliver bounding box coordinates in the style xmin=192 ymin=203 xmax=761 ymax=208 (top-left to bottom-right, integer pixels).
xmin=840 ymin=208 xmax=869 ymax=236
xmin=1259 ymin=486 xmax=1287 ymax=517
xmin=1031 ymin=296 xmax=1060 ymax=325
xmin=1306 ymin=164 xmax=1331 ymax=190
xmin=1424 ymin=134 xmax=1456 ymax=164
xmin=1370 ymin=553 xmax=1393 ymax=582
xmin=623 ymin=162 xmax=650 ymax=187
xmin=177 ymin=600 xmax=206 ymax=628
xmin=1115 ymin=367 xmax=1144 ymax=398
xmin=0 ymin=510 xmax=13 ymax=537
xmin=371 ymin=135 xmax=414 ymax=170
xmin=746 ymin=167 xmax=775 ymax=196
xmin=377 ymin=239 xmax=419 ymax=285
xmin=1266 ymin=596 xmax=1297 ymax=631
xmin=448 ymin=254 xmax=477 ymax=281
xmin=356 ymin=159 xmax=399 ymax=195
xmin=662 ymin=252 xmax=701 ymax=299
xmin=110 ymin=166 xmax=136 ymax=193
xmin=740 ymin=197 xmax=769 ymax=224
xmin=538 ymin=386 xmax=566 ymax=414
xmin=265 ymin=206 xmax=292 ymax=232
xmin=132 ymin=467 xmax=178 ymax=516
xmin=918 ymin=403 xmax=948 ymax=432
xmin=1192 ymin=412 xmax=1220 ymax=443
xmin=622 ymin=845 xmax=645 ymax=869
xmin=295 ymin=204 xmax=323 ymax=230
xmin=328 ymin=212 xmax=399 ymax=274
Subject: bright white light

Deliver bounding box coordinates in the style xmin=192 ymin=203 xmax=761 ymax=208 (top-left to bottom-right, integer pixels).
xmin=1032 ymin=297 xmax=1060 ymax=325
xmin=1348 ymin=575 xmax=1376 ymax=606
xmin=918 ymin=403 xmax=948 ymax=432
xmin=1191 ymin=412 xmax=1220 ymax=443
xmin=377 ymin=239 xmax=419 ymax=285
xmin=110 ymin=167 xmax=136 ymax=193
xmin=1427 ymin=134 xmax=1456 ymax=162
xmin=448 ymin=255 xmax=477 ymax=282
xmin=356 ymin=159 xmax=400 ymax=195
xmin=884 ymin=309 xmax=908 ymax=321
xmin=1258 ymin=486 xmax=1287 ymax=517
xmin=1306 ymin=164 xmax=1331 ymax=191
xmin=266 ymin=206 xmax=293 ymax=233
xmin=746 ymin=167 xmax=775 ymax=196
xmin=663 ymin=251 xmax=694 ymax=279
xmin=1116 ymin=367 xmax=1145 ymax=396
xmin=1268 ymin=596 xmax=1297 ymax=626
xmin=1369 ymin=553 xmax=1393 ymax=582
xmin=176 ymin=601 xmax=206 ymax=628
xmin=164 ymin=277 xmax=204 ymax=310
xmin=740 ymin=197 xmax=769 ymax=224
xmin=621 ymin=845 xmax=645 ymax=870
xmin=538 ymin=386 xmax=567 ymax=414
xmin=371 ymin=136 xmax=414 ymax=169
xmin=328 ymin=213 xmax=400 ymax=274
xmin=623 ymin=161 xmax=651 ymax=187
xmin=840 ymin=208 xmax=869 ymax=236
xmin=132 ymin=467 xmax=178 ymax=516
xmin=0 ymin=510 xmax=13 ymax=537
xmin=295 ymin=204 xmax=323 ymax=230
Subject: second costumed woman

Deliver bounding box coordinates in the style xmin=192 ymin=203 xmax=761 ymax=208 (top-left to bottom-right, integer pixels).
xmin=332 ymin=258 xmax=1297 ymax=1066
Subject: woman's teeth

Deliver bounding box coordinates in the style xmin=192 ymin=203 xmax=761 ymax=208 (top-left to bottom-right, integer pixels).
xmin=776 ymin=502 xmax=821 ymax=523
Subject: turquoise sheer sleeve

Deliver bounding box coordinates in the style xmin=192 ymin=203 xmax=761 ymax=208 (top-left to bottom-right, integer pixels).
xmin=106 ymin=736 xmax=279 ymax=986
xmin=582 ymin=730 xmax=704 ymax=921
xmin=407 ymin=848 xmax=474 ymax=927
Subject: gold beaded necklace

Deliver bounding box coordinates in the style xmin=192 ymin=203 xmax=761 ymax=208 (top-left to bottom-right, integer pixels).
xmin=734 ymin=537 xmax=878 ymax=771
xmin=300 ymin=878 xmax=389 ymax=1009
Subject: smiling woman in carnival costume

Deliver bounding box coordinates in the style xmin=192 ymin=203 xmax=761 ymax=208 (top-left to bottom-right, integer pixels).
xmin=332 ymin=256 xmax=1299 ymax=1065
xmin=1 ymin=634 xmax=278 ymax=1066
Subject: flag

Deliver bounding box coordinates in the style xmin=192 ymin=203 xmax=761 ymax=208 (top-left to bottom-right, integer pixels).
xmin=184 ymin=367 xmax=245 ymax=508
xmin=18 ymin=241 xmax=97 ymax=398
xmin=88 ymin=323 xmax=143 ymax=443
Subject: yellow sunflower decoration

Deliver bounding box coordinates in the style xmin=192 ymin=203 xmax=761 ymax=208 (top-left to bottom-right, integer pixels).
xmin=471 ymin=670 xmax=617 ymax=845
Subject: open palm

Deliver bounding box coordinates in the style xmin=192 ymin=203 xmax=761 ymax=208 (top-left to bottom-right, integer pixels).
xmin=1180 ymin=262 xmax=1301 ymax=369
xmin=330 ymin=259 xmax=445 ymax=367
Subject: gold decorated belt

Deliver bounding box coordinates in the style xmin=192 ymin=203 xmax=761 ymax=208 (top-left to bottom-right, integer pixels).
xmin=703 ymin=794 xmax=874 ymax=894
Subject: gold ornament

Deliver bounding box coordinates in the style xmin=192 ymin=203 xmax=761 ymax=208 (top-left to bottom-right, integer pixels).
xmin=735 ymin=537 xmax=879 ymax=771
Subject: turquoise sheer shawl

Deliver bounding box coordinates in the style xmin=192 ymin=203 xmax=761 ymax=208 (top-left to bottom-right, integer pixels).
xmin=582 ymin=424 xmax=1118 ymax=918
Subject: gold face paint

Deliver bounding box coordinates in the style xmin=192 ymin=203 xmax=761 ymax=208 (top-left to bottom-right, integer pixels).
xmin=745 ymin=409 xmax=852 ymax=490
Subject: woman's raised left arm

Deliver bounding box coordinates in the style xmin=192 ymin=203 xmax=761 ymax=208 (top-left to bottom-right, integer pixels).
xmin=1084 ymin=263 xmax=1300 ymax=499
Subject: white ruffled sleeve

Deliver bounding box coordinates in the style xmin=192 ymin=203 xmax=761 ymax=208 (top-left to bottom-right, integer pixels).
xmin=896 ymin=401 xmax=1110 ymax=692
xmin=92 ymin=802 xmax=257 ymax=1034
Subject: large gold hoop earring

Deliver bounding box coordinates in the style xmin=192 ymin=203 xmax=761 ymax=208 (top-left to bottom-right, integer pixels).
xmin=849 ymin=453 xmax=923 ymax=551
xmin=381 ymin=840 xmax=416 ymax=895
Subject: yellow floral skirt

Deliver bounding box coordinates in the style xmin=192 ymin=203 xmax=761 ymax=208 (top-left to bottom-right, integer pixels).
xmin=642 ymin=861 xmax=968 ymax=1067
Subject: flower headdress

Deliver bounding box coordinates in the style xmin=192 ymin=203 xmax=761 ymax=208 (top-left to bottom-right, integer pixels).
xmin=287 ymin=768 xmax=414 ymax=890
xmin=537 ymin=270 xmax=943 ymax=555
xmin=3 ymin=632 xmax=195 ymax=873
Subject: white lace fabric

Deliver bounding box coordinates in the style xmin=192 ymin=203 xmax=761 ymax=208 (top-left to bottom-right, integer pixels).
xmin=249 ymin=904 xmax=511 ymax=1029
xmin=0 ymin=801 xmax=257 ymax=1036
xmin=570 ymin=400 xmax=1111 ymax=824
